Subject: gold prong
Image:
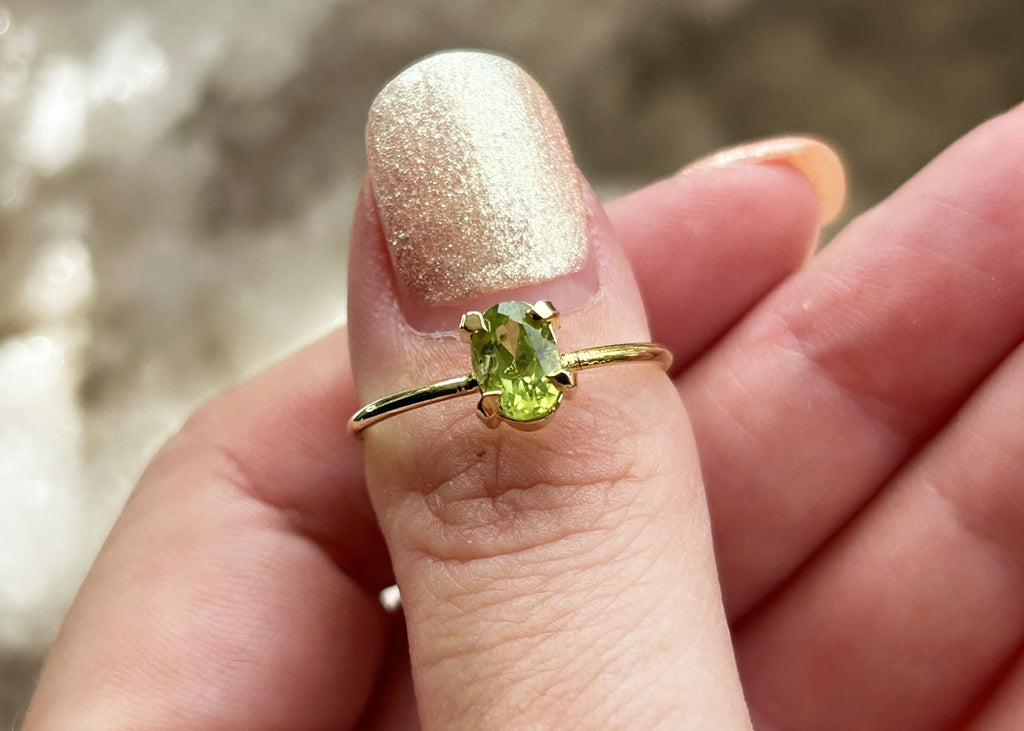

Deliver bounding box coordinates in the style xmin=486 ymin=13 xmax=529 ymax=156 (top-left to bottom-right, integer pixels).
xmin=548 ymin=369 xmax=576 ymax=389
xmin=532 ymin=300 xmax=557 ymax=319
xmin=476 ymin=391 xmax=501 ymax=428
xmin=459 ymin=311 xmax=486 ymax=343
xmin=528 ymin=300 xmax=559 ymax=328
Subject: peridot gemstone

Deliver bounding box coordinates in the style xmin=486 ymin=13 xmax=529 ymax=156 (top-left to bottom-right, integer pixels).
xmin=471 ymin=301 xmax=563 ymax=422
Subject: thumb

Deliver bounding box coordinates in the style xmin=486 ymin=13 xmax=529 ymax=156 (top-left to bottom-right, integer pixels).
xmin=349 ymin=51 xmax=748 ymax=729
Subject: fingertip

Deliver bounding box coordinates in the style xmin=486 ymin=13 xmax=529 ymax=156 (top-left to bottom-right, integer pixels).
xmin=683 ymin=136 xmax=847 ymax=226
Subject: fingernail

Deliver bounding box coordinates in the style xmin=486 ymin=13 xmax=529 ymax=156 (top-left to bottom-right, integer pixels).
xmin=683 ymin=136 xmax=847 ymax=225
xmin=366 ymin=51 xmax=589 ymax=309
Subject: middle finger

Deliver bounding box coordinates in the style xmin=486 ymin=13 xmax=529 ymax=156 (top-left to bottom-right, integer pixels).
xmin=679 ymin=104 xmax=1024 ymax=618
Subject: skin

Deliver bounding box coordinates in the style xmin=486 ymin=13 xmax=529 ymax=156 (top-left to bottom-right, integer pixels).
xmin=23 ymin=103 xmax=1024 ymax=729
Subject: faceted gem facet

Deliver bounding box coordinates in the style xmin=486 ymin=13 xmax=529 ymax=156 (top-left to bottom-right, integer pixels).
xmin=470 ymin=301 xmax=562 ymax=422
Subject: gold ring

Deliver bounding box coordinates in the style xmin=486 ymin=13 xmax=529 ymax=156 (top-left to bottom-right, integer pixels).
xmin=349 ymin=300 xmax=671 ymax=434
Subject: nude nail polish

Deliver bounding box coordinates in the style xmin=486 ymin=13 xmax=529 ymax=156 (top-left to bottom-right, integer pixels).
xmin=365 ymin=51 xmax=589 ymax=307
xmin=683 ymin=136 xmax=847 ymax=225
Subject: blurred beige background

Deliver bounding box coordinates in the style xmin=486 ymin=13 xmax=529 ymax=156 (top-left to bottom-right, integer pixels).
xmin=1 ymin=0 xmax=1021 ymax=723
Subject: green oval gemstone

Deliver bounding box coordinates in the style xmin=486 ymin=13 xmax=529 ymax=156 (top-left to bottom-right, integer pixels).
xmin=471 ymin=301 xmax=563 ymax=422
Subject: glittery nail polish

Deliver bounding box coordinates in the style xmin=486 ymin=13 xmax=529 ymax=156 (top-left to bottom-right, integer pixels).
xmin=365 ymin=51 xmax=589 ymax=307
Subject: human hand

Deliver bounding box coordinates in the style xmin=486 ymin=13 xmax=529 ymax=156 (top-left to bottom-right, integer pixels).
xmin=24 ymin=52 xmax=1024 ymax=730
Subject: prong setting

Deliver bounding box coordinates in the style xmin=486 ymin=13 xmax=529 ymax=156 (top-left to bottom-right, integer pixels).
xmin=476 ymin=391 xmax=501 ymax=428
xmin=459 ymin=310 xmax=486 ymax=343
xmin=548 ymin=368 xmax=576 ymax=389
xmin=467 ymin=301 xmax=564 ymax=428
xmin=527 ymin=300 xmax=559 ymax=330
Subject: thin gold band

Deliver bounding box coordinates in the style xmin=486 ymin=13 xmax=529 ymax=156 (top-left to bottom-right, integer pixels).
xmin=349 ymin=342 xmax=671 ymax=434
